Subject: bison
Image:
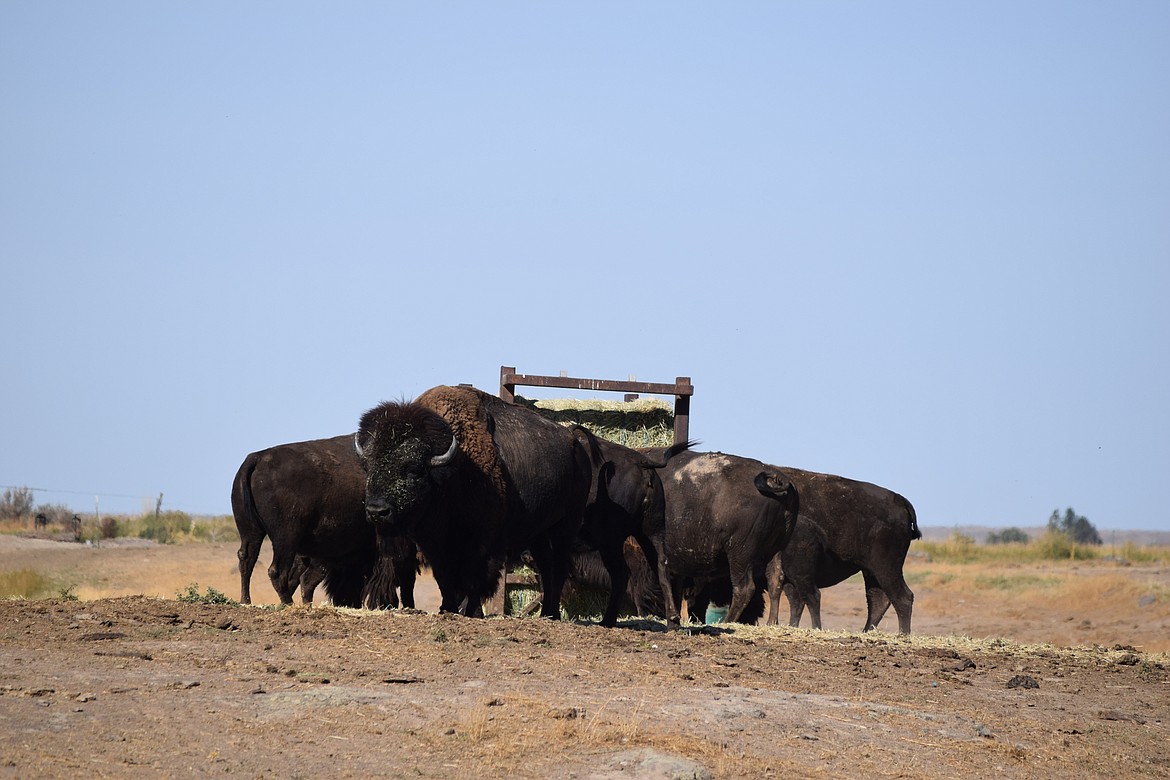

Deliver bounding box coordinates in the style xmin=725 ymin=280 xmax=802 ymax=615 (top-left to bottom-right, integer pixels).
xmin=572 ymin=428 xmax=693 ymax=626
xmin=356 ymin=385 xmax=592 ymax=619
xmin=654 ymin=450 xmax=800 ymax=623
xmin=231 ymin=434 xmax=417 ymax=608
xmin=764 ymin=468 xmax=920 ymax=633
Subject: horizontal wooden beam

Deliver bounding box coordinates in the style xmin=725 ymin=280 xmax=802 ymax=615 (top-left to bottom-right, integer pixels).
xmin=500 ymin=367 xmax=692 ymax=403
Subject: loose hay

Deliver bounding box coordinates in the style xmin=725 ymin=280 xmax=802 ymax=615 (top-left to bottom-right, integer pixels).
xmin=515 ymin=395 xmax=675 ymax=448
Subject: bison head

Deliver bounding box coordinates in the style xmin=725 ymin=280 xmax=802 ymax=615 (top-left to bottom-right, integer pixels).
xmin=355 ymin=401 xmax=459 ymax=532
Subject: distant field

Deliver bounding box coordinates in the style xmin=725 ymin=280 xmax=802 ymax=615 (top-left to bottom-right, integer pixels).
xmin=919 ymin=524 xmax=1170 ymax=546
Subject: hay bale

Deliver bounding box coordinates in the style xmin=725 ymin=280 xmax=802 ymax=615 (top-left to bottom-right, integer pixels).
xmin=515 ymin=395 xmax=674 ymax=448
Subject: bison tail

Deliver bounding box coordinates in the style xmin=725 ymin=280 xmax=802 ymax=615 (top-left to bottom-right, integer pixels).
xmin=640 ymin=439 xmax=699 ymax=469
xmin=906 ymin=500 xmax=922 ymax=540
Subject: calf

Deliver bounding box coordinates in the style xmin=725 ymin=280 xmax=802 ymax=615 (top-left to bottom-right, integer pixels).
xmin=764 ymin=468 xmax=920 ymax=633
xmin=231 ymin=434 xmax=415 ymax=608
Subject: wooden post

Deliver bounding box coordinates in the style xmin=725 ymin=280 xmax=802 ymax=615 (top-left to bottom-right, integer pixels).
xmin=673 ymin=376 xmax=692 ymax=445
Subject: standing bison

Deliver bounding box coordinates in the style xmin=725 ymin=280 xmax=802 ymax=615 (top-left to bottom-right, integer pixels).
xmin=231 ymin=435 xmax=417 ymax=608
xmin=655 ymin=450 xmax=800 ymax=623
xmin=572 ymin=428 xmax=692 ymax=626
xmin=356 ymin=385 xmax=592 ymax=618
xmin=764 ymin=468 xmax=920 ymax=633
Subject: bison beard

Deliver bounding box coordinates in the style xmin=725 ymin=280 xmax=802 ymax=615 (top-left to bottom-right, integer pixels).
xmin=356 ymin=385 xmax=591 ymax=619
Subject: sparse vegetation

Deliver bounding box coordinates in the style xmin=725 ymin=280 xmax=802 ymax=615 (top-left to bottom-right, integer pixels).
xmin=919 ymin=532 xmax=1167 ymax=564
xmin=100 ymin=516 xmax=119 ymax=539
xmin=139 ymin=510 xmax=193 ymax=544
xmin=0 ymin=487 xmax=35 ymax=519
xmin=0 ymin=486 xmax=237 ymax=545
xmin=177 ymin=583 xmax=236 ymax=605
xmin=986 ymin=526 xmax=1029 ymax=544
xmin=0 ymin=567 xmax=55 ymax=599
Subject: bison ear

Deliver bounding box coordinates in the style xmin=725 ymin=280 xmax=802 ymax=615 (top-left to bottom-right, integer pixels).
xmin=754 ymin=471 xmax=793 ymax=498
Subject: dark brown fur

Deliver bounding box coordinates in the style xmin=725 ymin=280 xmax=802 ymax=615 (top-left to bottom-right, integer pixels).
xmin=230 ymin=435 xmax=415 ymax=608
xmin=655 ymin=450 xmax=800 ymax=624
xmin=357 ymin=385 xmax=592 ymax=619
xmin=764 ymin=468 xmax=919 ymax=633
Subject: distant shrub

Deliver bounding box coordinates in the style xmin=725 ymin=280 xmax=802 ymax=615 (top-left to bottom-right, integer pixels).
xmin=1048 ymin=507 xmax=1102 ymax=545
xmin=0 ymin=487 xmax=35 ymax=519
xmin=33 ymin=504 xmax=74 ymax=526
xmin=138 ymin=510 xmax=192 ymax=544
xmin=100 ymin=516 xmax=119 ymax=539
xmin=189 ymin=515 xmax=238 ymax=543
xmin=987 ymin=527 xmax=1030 ymax=545
xmin=1034 ymin=530 xmax=1098 ymax=561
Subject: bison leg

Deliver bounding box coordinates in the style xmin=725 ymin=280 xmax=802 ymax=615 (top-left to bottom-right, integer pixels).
xmin=782 ymin=582 xmax=806 ymax=627
xmin=397 ymin=562 xmax=417 ymax=610
xmin=764 ymin=555 xmax=783 ymax=626
xmin=526 ymin=539 xmax=566 ymax=620
xmin=597 ymin=541 xmax=630 ymax=628
xmin=635 ymin=531 xmax=680 ymax=626
xmin=267 ymin=551 xmax=299 ymax=605
xmin=860 ymin=570 xmax=892 ymax=630
xmin=236 ymin=537 xmax=264 ymax=605
xmin=862 ymin=569 xmax=913 ymax=633
xmin=801 ymin=584 xmax=823 ymax=629
xmin=724 ymin=568 xmax=757 ymax=624
xmin=296 ymin=558 xmax=326 ymax=604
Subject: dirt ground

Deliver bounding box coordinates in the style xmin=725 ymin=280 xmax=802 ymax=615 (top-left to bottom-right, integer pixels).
xmin=2 ymin=536 xmax=1168 ymax=779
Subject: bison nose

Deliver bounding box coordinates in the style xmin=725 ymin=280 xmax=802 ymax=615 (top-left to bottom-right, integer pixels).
xmin=365 ymin=497 xmax=393 ymax=524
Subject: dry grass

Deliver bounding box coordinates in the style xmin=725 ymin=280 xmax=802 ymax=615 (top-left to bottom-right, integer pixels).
xmin=0 ymin=567 xmax=55 ymax=598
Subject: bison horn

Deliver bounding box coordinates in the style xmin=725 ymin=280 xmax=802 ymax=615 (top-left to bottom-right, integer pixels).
xmin=353 ymin=433 xmax=364 ymax=458
xmin=430 ymin=435 xmax=458 ymax=467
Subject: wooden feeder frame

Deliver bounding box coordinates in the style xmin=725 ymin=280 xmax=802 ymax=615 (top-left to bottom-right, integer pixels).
xmin=488 ymin=365 xmax=695 ymax=617
xmin=498 ymin=365 xmax=693 ymax=446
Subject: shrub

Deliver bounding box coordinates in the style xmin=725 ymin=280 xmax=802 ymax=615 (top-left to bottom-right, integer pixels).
xmin=1034 ymin=530 xmax=1098 ymax=561
xmin=1 ymin=487 xmax=35 ymax=519
xmin=987 ymin=527 xmax=1030 ymax=545
xmin=100 ymin=516 xmax=119 ymax=539
xmin=189 ymin=516 xmax=238 ymax=543
xmin=33 ymin=504 xmax=74 ymax=526
xmin=177 ymin=583 xmax=236 ymax=605
xmin=139 ymin=510 xmax=192 ymax=544
xmin=1048 ymin=507 xmax=1102 ymax=545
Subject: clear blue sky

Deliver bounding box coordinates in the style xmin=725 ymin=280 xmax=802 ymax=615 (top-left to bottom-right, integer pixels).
xmin=2 ymin=4 xmax=1167 ymax=530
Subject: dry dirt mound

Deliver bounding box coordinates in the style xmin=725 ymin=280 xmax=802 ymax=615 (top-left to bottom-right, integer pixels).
xmin=1 ymin=596 xmax=1166 ymax=779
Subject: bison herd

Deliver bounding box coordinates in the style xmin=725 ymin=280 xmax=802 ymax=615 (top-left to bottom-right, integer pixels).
xmin=232 ymin=384 xmax=921 ymax=632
